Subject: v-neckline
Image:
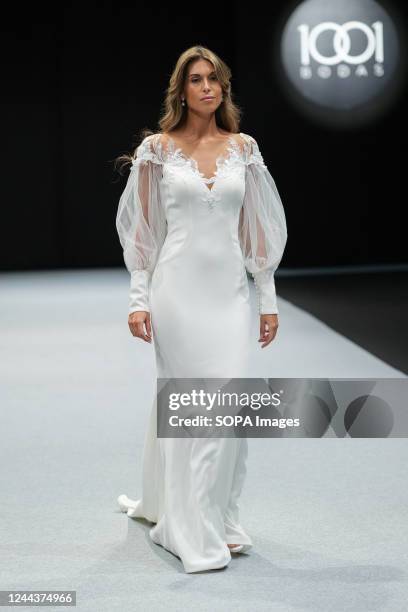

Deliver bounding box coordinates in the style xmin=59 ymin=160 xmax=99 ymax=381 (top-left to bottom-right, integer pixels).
xmin=166 ymin=134 xmax=239 ymax=192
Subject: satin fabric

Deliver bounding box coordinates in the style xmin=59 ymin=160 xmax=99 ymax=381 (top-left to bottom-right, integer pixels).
xmin=116 ymin=132 xmax=287 ymax=572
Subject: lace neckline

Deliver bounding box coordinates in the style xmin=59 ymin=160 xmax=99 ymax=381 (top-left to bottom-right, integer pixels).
xmin=165 ymin=134 xmax=243 ymax=192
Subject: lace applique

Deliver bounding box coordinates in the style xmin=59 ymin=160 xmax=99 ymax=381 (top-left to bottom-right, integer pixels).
xmin=131 ymin=134 xmax=164 ymax=167
xmin=240 ymin=134 xmax=267 ymax=169
xmin=213 ymin=137 xmax=245 ymax=179
xmin=156 ymin=134 xmax=245 ymax=210
xmin=131 ymin=133 xmax=267 ymax=211
xmin=199 ymin=137 xmax=246 ymax=209
xmin=132 ymin=132 xmax=267 ymax=171
xmin=165 ymin=134 xmax=243 ymax=189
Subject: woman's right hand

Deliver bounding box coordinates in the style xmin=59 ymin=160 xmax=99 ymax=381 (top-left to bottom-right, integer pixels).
xmin=128 ymin=311 xmax=152 ymax=343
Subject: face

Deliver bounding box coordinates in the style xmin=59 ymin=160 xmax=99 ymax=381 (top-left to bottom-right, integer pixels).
xmin=183 ymin=58 xmax=223 ymax=112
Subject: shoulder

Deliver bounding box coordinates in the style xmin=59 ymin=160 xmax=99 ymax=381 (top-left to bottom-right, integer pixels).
xmin=139 ymin=132 xmax=161 ymax=150
xmin=135 ymin=133 xmax=165 ymax=163
xmin=144 ymin=132 xmax=175 ymax=156
xmin=135 ymin=133 xmax=155 ymax=154
xmin=157 ymin=132 xmax=173 ymax=151
xmin=237 ymin=132 xmax=258 ymax=147
xmin=228 ymin=132 xmax=258 ymax=156
xmin=237 ymin=133 xmax=266 ymax=168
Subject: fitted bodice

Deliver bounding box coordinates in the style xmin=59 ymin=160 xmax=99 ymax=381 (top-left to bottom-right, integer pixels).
xmin=151 ymin=136 xmax=247 ymax=270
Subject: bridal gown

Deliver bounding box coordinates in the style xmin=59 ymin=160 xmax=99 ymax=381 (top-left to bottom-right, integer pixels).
xmin=115 ymin=131 xmax=287 ymax=573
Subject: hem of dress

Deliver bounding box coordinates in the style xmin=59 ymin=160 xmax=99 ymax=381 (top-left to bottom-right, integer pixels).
xmin=118 ymin=494 xmax=251 ymax=572
xmin=183 ymin=555 xmax=232 ymax=573
xmin=225 ymin=537 xmax=253 ymax=547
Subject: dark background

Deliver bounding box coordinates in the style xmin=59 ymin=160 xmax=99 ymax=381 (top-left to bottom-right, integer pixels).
xmin=2 ymin=0 xmax=407 ymax=272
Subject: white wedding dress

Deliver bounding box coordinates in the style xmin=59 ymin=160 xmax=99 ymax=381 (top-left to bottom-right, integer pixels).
xmin=115 ymin=131 xmax=287 ymax=573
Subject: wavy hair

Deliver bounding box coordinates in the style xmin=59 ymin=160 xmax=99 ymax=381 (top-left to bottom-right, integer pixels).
xmin=114 ymin=45 xmax=243 ymax=175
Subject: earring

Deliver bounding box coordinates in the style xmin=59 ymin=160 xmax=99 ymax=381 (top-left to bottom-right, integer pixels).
xmin=181 ymin=98 xmax=186 ymax=106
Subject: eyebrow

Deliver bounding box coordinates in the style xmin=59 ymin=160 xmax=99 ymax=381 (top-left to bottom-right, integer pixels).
xmin=188 ymin=71 xmax=216 ymax=77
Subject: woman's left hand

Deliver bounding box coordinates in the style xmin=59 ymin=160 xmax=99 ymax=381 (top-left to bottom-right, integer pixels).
xmin=258 ymin=314 xmax=279 ymax=348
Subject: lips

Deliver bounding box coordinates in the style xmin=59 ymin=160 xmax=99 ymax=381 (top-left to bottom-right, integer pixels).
xmin=201 ymin=97 xmax=214 ymax=100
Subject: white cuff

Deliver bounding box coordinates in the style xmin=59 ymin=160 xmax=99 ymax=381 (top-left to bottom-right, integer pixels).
xmin=129 ymin=269 xmax=150 ymax=313
xmin=253 ymin=271 xmax=279 ymax=315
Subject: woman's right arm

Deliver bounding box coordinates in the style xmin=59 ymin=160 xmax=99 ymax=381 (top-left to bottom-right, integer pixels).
xmin=116 ymin=133 xmax=167 ymax=341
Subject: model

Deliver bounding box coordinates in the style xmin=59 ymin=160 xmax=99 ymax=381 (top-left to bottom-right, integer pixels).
xmin=115 ymin=45 xmax=288 ymax=573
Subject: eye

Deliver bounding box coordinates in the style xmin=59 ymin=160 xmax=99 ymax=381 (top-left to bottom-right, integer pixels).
xmin=191 ymin=75 xmax=218 ymax=83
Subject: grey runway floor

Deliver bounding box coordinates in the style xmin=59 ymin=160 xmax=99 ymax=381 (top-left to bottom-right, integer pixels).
xmin=1 ymin=269 xmax=407 ymax=612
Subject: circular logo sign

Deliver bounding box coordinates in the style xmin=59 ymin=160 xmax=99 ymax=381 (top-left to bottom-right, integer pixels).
xmin=280 ymin=0 xmax=402 ymax=124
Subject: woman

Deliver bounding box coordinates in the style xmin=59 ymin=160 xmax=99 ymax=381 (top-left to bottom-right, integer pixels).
xmin=115 ymin=45 xmax=288 ymax=573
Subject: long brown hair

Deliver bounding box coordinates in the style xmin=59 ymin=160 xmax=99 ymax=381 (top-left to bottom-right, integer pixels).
xmin=114 ymin=45 xmax=243 ymax=175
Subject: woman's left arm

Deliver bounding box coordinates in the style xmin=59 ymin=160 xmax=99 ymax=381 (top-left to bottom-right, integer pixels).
xmin=238 ymin=134 xmax=288 ymax=346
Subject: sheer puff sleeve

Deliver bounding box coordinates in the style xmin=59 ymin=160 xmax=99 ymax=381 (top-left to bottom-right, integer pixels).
xmin=239 ymin=134 xmax=288 ymax=315
xmin=116 ymin=133 xmax=167 ymax=314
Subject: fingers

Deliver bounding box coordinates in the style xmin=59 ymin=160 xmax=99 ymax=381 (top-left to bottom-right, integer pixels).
xmin=258 ymin=316 xmax=278 ymax=348
xmin=136 ymin=321 xmax=152 ymax=343
xmin=145 ymin=316 xmax=152 ymax=339
xmin=128 ymin=311 xmax=152 ymax=343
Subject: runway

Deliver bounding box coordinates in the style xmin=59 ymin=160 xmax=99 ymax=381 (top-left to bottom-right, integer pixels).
xmin=1 ymin=269 xmax=407 ymax=611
